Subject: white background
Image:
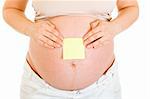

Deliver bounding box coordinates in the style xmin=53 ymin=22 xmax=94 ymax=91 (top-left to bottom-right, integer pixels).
xmin=0 ymin=0 xmax=149 ymax=99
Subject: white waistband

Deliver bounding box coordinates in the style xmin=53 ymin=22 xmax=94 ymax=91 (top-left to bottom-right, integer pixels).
xmin=34 ymin=13 xmax=112 ymax=21
xmin=23 ymin=59 xmax=118 ymax=97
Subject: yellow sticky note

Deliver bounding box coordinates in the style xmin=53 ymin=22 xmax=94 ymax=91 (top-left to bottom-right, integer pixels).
xmin=63 ymin=38 xmax=85 ymax=60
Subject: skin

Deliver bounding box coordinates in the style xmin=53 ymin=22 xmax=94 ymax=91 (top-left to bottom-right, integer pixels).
xmin=3 ymin=0 xmax=139 ymax=90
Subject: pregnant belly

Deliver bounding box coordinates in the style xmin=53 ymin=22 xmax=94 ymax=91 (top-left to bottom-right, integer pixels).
xmin=27 ymin=16 xmax=115 ymax=90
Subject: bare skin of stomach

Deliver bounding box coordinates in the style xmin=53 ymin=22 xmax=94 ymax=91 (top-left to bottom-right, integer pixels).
xmin=26 ymin=16 xmax=115 ymax=91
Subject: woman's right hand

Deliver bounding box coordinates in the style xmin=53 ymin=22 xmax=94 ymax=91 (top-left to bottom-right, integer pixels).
xmin=28 ymin=19 xmax=64 ymax=49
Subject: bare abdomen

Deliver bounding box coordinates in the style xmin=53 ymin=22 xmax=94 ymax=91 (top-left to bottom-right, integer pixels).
xmin=27 ymin=16 xmax=115 ymax=90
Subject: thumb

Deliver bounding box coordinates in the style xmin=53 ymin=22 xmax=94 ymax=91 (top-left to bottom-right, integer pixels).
xmin=90 ymin=19 xmax=100 ymax=29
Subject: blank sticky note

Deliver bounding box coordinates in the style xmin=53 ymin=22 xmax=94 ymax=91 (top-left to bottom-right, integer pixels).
xmin=63 ymin=38 xmax=85 ymax=60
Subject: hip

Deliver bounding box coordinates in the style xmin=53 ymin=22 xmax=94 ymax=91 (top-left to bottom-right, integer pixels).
xmin=27 ymin=15 xmax=115 ymax=90
xmin=27 ymin=39 xmax=115 ymax=90
xmin=20 ymin=58 xmax=121 ymax=99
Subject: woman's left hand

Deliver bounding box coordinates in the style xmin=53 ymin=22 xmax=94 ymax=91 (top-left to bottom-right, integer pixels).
xmin=83 ymin=19 xmax=118 ymax=48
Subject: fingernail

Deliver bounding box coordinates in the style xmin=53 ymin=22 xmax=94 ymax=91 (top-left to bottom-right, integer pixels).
xmin=87 ymin=45 xmax=91 ymax=48
xmin=51 ymin=46 xmax=54 ymax=48
xmin=57 ymin=44 xmax=61 ymax=47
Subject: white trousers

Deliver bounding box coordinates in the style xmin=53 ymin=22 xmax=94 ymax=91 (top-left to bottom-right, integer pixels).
xmin=20 ymin=60 xmax=122 ymax=99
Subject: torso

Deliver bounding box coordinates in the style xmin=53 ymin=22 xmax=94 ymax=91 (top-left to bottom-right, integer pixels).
xmin=27 ymin=15 xmax=115 ymax=91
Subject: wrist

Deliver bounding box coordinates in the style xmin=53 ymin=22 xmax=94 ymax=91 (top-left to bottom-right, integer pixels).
xmin=24 ymin=22 xmax=35 ymax=37
xmin=110 ymin=20 xmax=123 ymax=35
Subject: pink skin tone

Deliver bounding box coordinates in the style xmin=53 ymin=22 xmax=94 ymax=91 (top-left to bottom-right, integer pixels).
xmin=26 ymin=16 xmax=115 ymax=90
xmin=3 ymin=0 xmax=139 ymax=90
xmin=83 ymin=19 xmax=117 ymax=48
xmin=28 ymin=19 xmax=64 ymax=49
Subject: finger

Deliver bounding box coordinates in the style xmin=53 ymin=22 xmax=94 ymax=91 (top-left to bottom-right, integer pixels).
xmin=91 ymin=39 xmax=104 ymax=48
xmin=46 ymin=21 xmax=64 ymax=40
xmin=90 ymin=19 xmax=100 ymax=29
xmin=41 ymin=21 xmax=63 ymax=40
xmin=38 ymin=38 xmax=54 ymax=49
xmin=86 ymin=43 xmax=94 ymax=48
xmin=45 ymin=20 xmax=56 ymax=29
xmin=52 ymin=27 xmax=64 ymax=41
xmin=83 ymin=20 xmax=101 ymax=40
xmin=44 ymin=31 xmax=63 ymax=46
xmin=86 ymin=38 xmax=103 ymax=49
xmin=39 ymin=35 xmax=61 ymax=48
xmin=83 ymin=26 xmax=101 ymax=41
xmin=91 ymin=34 xmax=113 ymax=48
xmin=43 ymin=35 xmax=62 ymax=48
xmin=84 ymin=32 xmax=104 ymax=46
xmin=98 ymin=36 xmax=109 ymax=44
xmin=46 ymin=24 xmax=64 ymax=41
xmin=98 ymin=36 xmax=112 ymax=46
xmin=43 ymin=42 xmax=55 ymax=49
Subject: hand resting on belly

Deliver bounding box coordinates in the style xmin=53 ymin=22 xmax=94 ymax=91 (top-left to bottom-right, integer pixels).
xmin=27 ymin=16 xmax=115 ymax=90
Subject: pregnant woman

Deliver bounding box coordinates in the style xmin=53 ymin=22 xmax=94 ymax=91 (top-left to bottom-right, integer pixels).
xmin=3 ymin=0 xmax=139 ymax=99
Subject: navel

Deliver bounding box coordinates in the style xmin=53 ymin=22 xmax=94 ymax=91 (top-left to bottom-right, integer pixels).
xmin=72 ymin=62 xmax=77 ymax=68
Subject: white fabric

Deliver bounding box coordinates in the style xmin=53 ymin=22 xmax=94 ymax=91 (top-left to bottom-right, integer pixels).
xmin=20 ymin=60 xmax=122 ymax=99
xmin=32 ymin=0 xmax=116 ymax=21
